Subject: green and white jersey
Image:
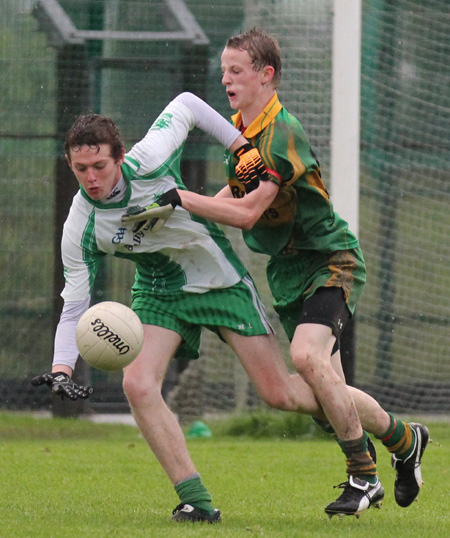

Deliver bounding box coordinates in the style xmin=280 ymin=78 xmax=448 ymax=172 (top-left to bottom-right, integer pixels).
xmin=61 ymin=98 xmax=247 ymax=303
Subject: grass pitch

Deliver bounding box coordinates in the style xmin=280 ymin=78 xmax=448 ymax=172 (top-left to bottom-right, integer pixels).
xmin=0 ymin=412 xmax=448 ymax=537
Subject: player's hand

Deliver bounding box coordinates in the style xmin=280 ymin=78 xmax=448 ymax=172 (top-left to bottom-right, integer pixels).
xmin=122 ymin=189 xmax=181 ymax=233
xmin=31 ymin=372 xmax=94 ymax=401
xmin=234 ymin=143 xmax=270 ymax=194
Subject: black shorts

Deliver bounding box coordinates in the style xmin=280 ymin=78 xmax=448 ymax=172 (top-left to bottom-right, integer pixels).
xmin=298 ymin=286 xmax=351 ymax=354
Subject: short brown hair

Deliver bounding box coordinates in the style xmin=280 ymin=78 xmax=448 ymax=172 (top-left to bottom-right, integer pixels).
xmin=65 ymin=114 xmax=124 ymax=162
xmin=225 ymin=28 xmax=282 ymax=88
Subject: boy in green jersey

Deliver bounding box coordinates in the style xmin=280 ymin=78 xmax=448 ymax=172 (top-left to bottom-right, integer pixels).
xmin=148 ymin=29 xmax=429 ymax=518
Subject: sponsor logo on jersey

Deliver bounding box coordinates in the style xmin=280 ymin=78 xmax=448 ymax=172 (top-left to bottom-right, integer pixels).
xmin=151 ymin=113 xmax=173 ymax=130
xmin=112 ymin=227 xmax=126 ymax=244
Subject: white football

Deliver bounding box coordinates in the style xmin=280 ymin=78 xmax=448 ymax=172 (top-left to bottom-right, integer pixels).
xmin=76 ymin=301 xmax=144 ymax=371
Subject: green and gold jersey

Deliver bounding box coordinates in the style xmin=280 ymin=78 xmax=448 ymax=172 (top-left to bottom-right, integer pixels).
xmin=224 ymin=94 xmax=359 ymax=257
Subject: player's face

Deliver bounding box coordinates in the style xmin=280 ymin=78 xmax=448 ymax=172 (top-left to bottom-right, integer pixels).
xmin=67 ymin=144 xmax=125 ymax=200
xmin=221 ymin=46 xmax=274 ymax=121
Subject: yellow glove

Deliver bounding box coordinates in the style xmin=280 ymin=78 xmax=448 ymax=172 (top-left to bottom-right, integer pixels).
xmin=234 ymin=143 xmax=269 ymax=194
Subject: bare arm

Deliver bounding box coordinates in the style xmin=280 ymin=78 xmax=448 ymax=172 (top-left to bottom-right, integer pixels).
xmin=52 ymin=364 xmax=74 ymax=376
xmin=215 ymin=185 xmax=233 ymax=198
xmin=179 ymin=180 xmax=279 ymax=230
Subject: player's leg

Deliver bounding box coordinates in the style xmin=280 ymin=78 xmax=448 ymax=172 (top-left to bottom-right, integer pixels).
xmin=287 ymin=280 xmax=384 ymax=517
xmin=224 ymin=270 xmax=426 ymax=511
xmin=224 ymin=326 xmax=382 ymax=462
xmin=342 ymin=362 xmax=429 ymax=507
xmin=214 ymin=274 xmax=325 ymax=417
xmin=330 ymin=350 xmax=389 ymax=434
xmin=122 ymin=324 xmax=220 ymax=523
xmin=297 ymin=295 xmax=428 ymax=511
xmin=376 ymin=416 xmax=429 ymax=508
xmin=222 ymin=321 xmax=390 ymax=432
xmin=217 ymin=276 xmax=378 ymax=462
xmin=123 ymin=325 xmax=189 ymax=482
xmin=291 ymin=322 xmax=368 ymax=442
xmin=291 ymin=322 xmax=383 ymax=518
xmin=310 ymin=350 xmax=377 ymax=466
xmin=220 ymin=329 xmax=325 ymax=417
xmin=217 ymin=276 xmax=376 ymax=481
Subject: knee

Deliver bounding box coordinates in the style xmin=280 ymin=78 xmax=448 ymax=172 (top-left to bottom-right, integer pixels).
xmin=262 ymin=390 xmax=296 ymax=412
xmin=122 ymin=370 xmax=159 ymax=406
xmin=291 ymin=346 xmax=332 ymax=390
xmin=290 ymin=346 xmax=314 ymax=379
xmin=263 ymin=387 xmax=322 ymax=414
xmin=259 ymin=376 xmax=311 ymax=412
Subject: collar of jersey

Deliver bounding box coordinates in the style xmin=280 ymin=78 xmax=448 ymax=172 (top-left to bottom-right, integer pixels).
xmin=231 ymin=93 xmax=282 ymax=138
xmin=79 ymin=161 xmax=134 ymax=209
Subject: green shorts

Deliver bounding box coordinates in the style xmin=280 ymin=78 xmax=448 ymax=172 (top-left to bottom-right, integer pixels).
xmin=131 ymin=274 xmax=273 ymax=359
xmin=266 ymin=248 xmax=366 ymax=341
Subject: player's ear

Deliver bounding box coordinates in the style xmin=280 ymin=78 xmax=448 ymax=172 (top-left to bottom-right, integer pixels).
xmin=116 ymin=147 xmax=125 ymax=165
xmin=65 ymin=153 xmax=72 ymax=168
xmin=262 ymin=65 xmax=275 ymax=86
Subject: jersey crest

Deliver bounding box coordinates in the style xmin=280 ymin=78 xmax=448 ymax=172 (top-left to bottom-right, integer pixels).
xmin=151 ymin=113 xmax=173 ymax=130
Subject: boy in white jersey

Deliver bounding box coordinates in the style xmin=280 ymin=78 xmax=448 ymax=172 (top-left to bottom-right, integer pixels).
xmin=31 ymin=92 xmax=335 ymax=523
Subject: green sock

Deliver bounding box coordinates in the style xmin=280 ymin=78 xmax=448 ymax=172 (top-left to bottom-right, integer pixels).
xmin=339 ymin=432 xmax=378 ymax=484
xmin=376 ymin=412 xmax=416 ymax=460
xmin=174 ymin=474 xmax=214 ymax=515
xmin=315 ymin=420 xmax=377 ymax=484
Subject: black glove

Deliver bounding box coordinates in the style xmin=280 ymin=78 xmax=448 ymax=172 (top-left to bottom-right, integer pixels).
xmin=234 ymin=143 xmax=270 ymax=194
xmin=31 ymin=372 xmax=94 ymax=401
xmin=122 ymin=188 xmax=182 ymax=233
xmin=154 ymin=188 xmax=182 ymax=209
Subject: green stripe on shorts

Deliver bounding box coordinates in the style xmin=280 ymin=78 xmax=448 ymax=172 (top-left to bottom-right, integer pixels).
xmin=131 ymin=274 xmax=273 ymax=359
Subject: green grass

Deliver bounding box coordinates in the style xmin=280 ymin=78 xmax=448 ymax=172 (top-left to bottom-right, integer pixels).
xmin=1 ymin=412 xmax=449 ymax=537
